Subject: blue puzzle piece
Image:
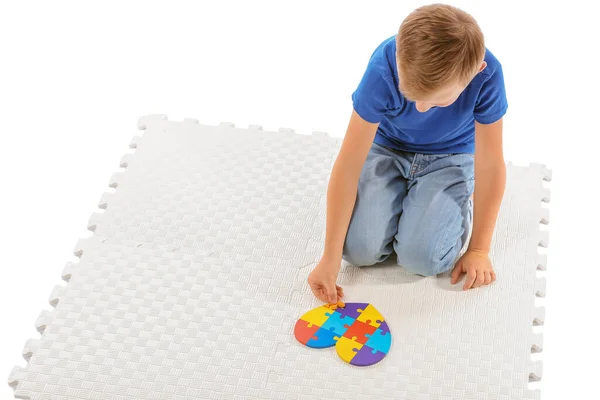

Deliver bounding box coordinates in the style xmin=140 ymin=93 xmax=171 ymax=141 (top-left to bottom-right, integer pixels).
xmin=321 ymin=311 xmax=354 ymax=336
xmin=306 ymin=327 xmax=338 ymax=348
xmin=364 ymin=328 xmax=391 ymax=354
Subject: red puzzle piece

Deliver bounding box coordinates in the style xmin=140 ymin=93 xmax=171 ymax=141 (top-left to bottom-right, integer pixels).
xmin=342 ymin=320 xmax=377 ymax=344
xmin=294 ymin=319 xmax=320 ymax=345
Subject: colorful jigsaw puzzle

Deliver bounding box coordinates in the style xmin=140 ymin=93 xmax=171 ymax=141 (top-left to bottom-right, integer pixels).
xmin=294 ymin=302 xmax=391 ymax=366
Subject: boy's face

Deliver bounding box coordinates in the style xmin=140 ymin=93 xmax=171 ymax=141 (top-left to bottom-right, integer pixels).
xmin=413 ymin=61 xmax=487 ymax=113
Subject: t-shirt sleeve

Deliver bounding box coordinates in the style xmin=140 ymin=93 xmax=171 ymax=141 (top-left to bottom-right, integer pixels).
xmin=473 ymin=64 xmax=508 ymax=124
xmin=352 ymin=63 xmax=396 ymax=124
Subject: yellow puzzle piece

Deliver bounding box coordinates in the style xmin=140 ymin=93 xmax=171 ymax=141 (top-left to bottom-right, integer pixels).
xmin=356 ymin=304 xmax=384 ymax=328
xmin=298 ymin=305 xmax=332 ymax=327
xmin=335 ymin=336 xmax=363 ymax=363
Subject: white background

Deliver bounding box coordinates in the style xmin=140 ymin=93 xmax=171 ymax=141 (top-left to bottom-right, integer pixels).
xmin=1 ymin=1 xmax=598 ymax=398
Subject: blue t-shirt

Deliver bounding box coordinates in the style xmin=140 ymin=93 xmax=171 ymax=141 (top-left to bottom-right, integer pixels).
xmin=352 ymin=36 xmax=508 ymax=154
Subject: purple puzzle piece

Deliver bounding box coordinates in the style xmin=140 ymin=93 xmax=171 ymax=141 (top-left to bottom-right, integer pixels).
xmin=335 ymin=302 xmax=369 ymax=320
xmin=377 ymin=320 xmax=390 ymax=334
xmin=350 ymin=344 xmax=386 ymax=366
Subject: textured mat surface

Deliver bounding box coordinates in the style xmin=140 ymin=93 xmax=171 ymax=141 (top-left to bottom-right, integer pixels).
xmin=9 ymin=115 xmax=550 ymax=399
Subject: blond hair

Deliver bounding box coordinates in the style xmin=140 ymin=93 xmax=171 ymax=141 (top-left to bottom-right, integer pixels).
xmin=396 ymin=4 xmax=485 ymax=101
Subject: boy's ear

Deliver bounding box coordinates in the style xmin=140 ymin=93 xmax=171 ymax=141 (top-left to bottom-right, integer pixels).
xmin=478 ymin=61 xmax=487 ymax=73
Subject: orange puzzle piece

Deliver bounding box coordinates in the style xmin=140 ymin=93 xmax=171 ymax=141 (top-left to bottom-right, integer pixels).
xmin=294 ymin=319 xmax=320 ymax=345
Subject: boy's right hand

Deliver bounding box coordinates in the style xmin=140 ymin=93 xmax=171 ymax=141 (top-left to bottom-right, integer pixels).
xmin=308 ymin=259 xmax=344 ymax=303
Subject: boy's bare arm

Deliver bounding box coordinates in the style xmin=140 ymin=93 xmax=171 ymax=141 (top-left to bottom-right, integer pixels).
xmin=307 ymin=111 xmax=378 ymax=303
xmin=322 ymin=111 xmax=379 ymax=263
xmin=469 ymin=118 xmax=506 ymax=253
xmin=452 ymin=118 xmax=506 ymax=290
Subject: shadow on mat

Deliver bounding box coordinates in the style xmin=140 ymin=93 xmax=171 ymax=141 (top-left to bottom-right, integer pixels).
xmin=340 ymin=254 xmax=423 ymax=286
xmin=340 ymin=254 xmax=463 ymax=292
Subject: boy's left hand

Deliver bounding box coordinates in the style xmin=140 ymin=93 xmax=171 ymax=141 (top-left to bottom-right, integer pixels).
xmin=451 ymin=250 xmax=496 ymax=290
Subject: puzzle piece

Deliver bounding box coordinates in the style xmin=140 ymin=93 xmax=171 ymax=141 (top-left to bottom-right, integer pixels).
xmin=293 ymin=319 xmax=320 ymax=345
xmin=334 ymin=336 xmax=363 ymax=363
xmin=298 ymin=305 xmax=333 ymax=327
xmin=342 ymin=320 xmax=377 ymax=344
xmin=325 ymin=301 xmax=346 ymax=311
xmin=306 ymin=327 xmax=338 ymax=348
xmin=349 ymin=344 xmax=387 ymax=366
xmin=356 ymin=304 xmax=384 ymax=328
xmin=335 ymin=302 xmax=369 ymax=319
xmin=377 ymin=320 xmax=390 ymax=334
xmin=364 ymin=328 xmax=391 ymax=354
xmin=321 ymin=311 xmax=354 ymax=336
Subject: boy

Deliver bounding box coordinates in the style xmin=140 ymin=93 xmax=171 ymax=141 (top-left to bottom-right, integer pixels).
xmin=308 ymin=4 xmax=507 ymax=303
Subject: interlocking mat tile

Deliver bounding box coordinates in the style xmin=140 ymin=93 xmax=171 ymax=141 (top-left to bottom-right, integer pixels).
xmin=9 ymin=115 xmax=550 ymax=399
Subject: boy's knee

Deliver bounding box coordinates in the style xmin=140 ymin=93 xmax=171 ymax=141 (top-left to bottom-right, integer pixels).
xmin=395 ymin=241 xmax=456 ymax=276
xmin=342 ymin=244 xmax=381 ymax=267
xmin=343 ymin=232 xmax=391 ymax=266
xmin=343 ymin=221 xmax=393 ymax=267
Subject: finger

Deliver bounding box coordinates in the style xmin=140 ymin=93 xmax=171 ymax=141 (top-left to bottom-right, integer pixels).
xmin=473 ymin=270 xmax=485 ymax=288
xmin=451 ymin=263 xmax=463 ymax=284
xmin=463 ymin=268 xmax=477 ymax=290
xmin=325 ymin=285 xmax=337 ymax=303
xmin=336 ymin=285 xmax=344 ymax=297
xmin=491 ymin=270 xmax=497 ymax=283
xmin=484 ymin=271 xmax=492 ymax=285
xmin=309 ymin=281 xmax=329 ymax=303
xmin=313 ymin=286 xmax=328 ymax=303
xmin=313 ymin=288 xmax=327 ymax=303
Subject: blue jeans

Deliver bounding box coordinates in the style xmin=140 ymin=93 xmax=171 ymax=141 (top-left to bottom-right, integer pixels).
xmin=342 ymin=143 xmax=474 ymax=276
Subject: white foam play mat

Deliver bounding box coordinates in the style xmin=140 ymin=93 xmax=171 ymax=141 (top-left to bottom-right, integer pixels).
xmin=9 ymin=115 xmax=550 ymax=399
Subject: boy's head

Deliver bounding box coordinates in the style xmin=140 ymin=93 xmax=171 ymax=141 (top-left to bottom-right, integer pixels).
xmin=396 ymin=4 xmax=486 ymax=112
